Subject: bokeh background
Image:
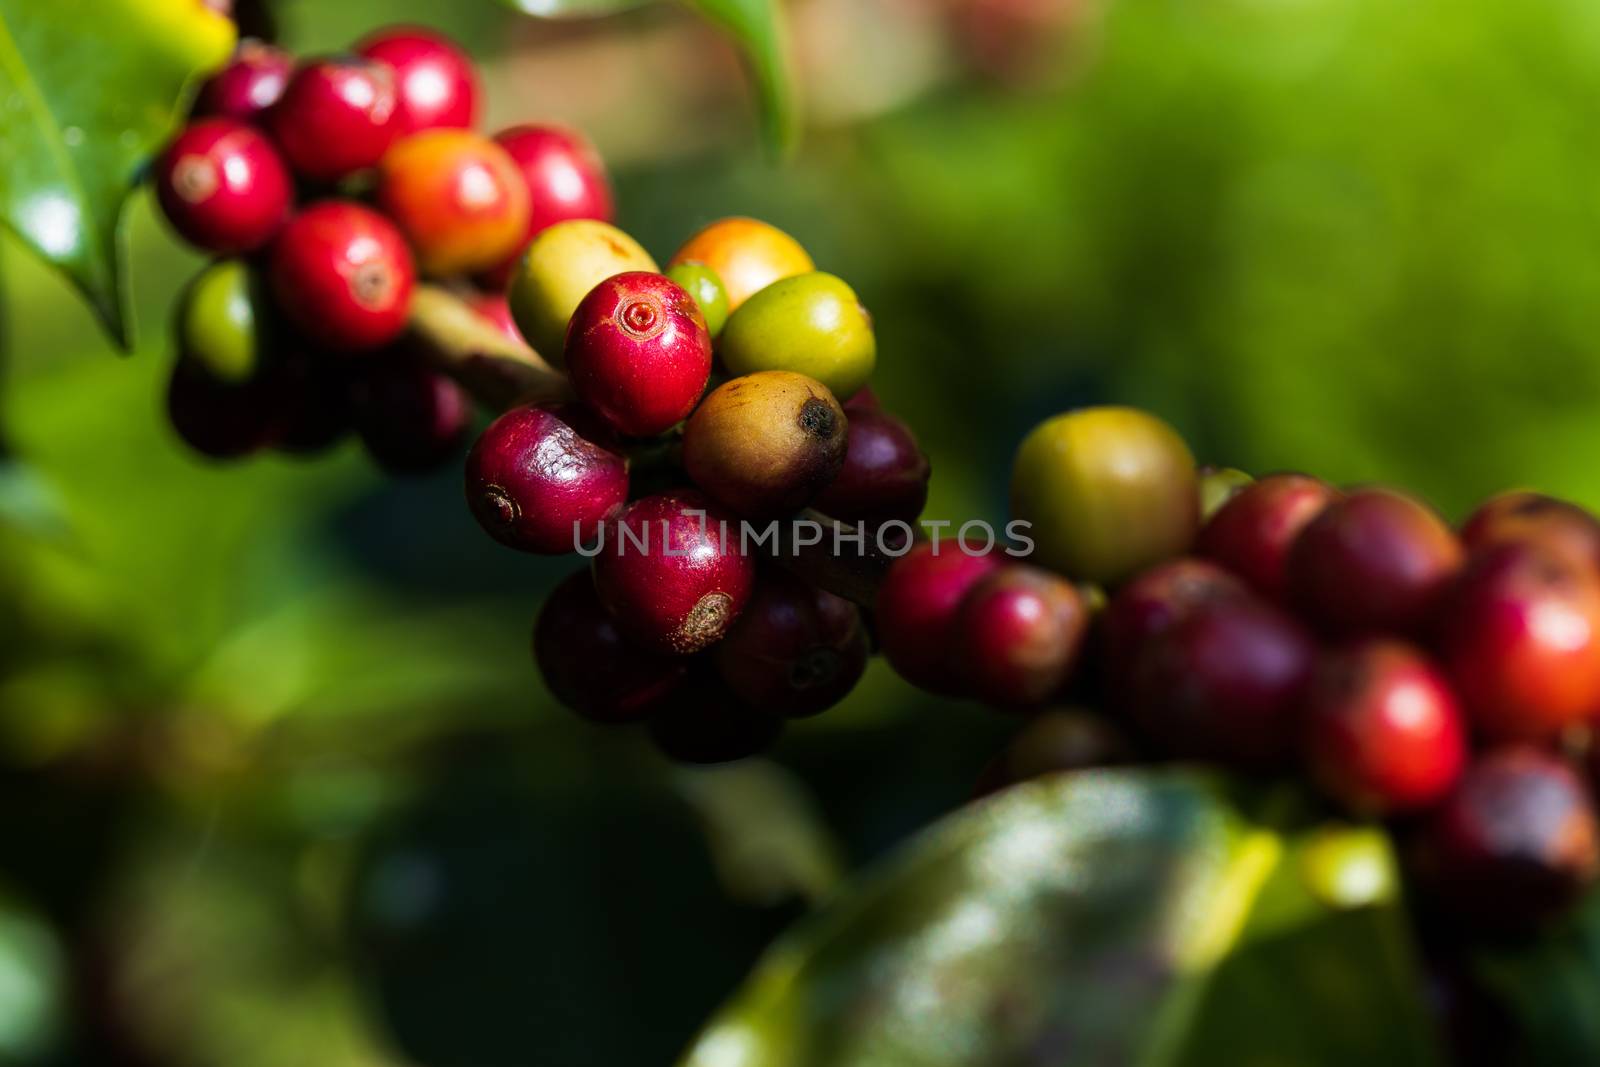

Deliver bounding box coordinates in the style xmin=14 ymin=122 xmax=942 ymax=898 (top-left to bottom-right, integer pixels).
xmin=4 ymin=0 xmax=1600 ymax=1061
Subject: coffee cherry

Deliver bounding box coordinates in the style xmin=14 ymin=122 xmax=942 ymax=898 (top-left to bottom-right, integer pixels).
xmin=349 ymin=353 xmax=473 ymax=474
xmin=592 ymin=490 xmax=756 ymax=654
xmin=165 ymin=356 xmax=279 ymax=459
xmin=1300 ymin=640 xmax=1467 ymax=816
xmin=376 ymin=130 xmax=530 ymax=276
xmin=1197 ymin=465 xmax=1253 ymax=520
xmin=1438 ymin=540 xmax=1600 ymax=742
xmin=811 ymin=408 xmax=931 ymax=529
xmin=267 ymin=56 xmax=400 ymax=181
xmin=175 ymin=259 xmax=263 ymax=383
xmin=714 ymin=570 xmax=868 ymax=717
xmin=1197 ymin=473 xmax=1341 ymax=602
xmin=876 ymin=541 xmax=1003 ymax=694
xmin=719 ymin=272 xmax=876 ymax=400
xmin=356 ymin=26 xmax=480 ymax=135
xmin=1461 ymin=490 xmax=1600 ymax=571
xmin=974 ymin=710 xmax=1133 ymax=797
xmin=648 ymin=674 xmax=784 ymax=763
xmin=508 ymin=219 xmax=657 ymax=361
xmin=1101 ymin=558 xmax=1249 ymax=689
xmin=269 ymin=352 xmax=353 ymax=456
xmin=269 ymin=201 xmax=415 ymax=351
xmin=683 ymin=371 xmax=847 ymax=518
xmin=534 ymin=569 xmax=688 ymax=723
xmin=564 ymin=272 xmax=712 ymax=437
xmin=955 ymin=565 xmax=1089 ymax=708
xmin=154 ymin=118 xmax=291 ymax=253
xmin=1011 ymin=407 xmax=1199 ymax=585
xmin=669 ymin=217 xmax=814 ymax=311
xmin=1286 ymin=488 xmax=1463 ymax=638
xmin=1128 ymin=593 xmax=1314 ymax=768
xmin=480 ymin=125 xmax=615 ymax=288
xmin=1420 ymin=747 xmax=1600 ymax=927
xmin=464 ymin=404 xmax=628 ymax=554
xmin=193 ymin=39 xmax=293 ymax=120
xmin=666 ymin=262 xmax=731 ymax=338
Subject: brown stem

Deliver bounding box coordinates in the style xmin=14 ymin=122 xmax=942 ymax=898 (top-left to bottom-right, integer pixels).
xmin=408 ymin=285 xmax=889 ymax=607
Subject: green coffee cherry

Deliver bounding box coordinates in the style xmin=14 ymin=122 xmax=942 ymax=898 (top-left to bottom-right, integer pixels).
xmin=508 ymin=219 xmax=657 ymax=363
xmin=1199 ymin=465 xmax=1254 ymax=520
xmin=1010 ymin=407 xmax=1199 ymax=585
xmin=718 ymin=271 xmax=875 ymax=400
xmin=176 ymin=259 xmax=263 ymax=384
xmin=666 ymin=261 xmax=730 ymax=339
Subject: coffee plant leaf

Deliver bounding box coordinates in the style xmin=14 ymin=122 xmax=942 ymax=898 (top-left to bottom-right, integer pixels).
xmin=1471 ymin=887 xmax=1600 ymax=1062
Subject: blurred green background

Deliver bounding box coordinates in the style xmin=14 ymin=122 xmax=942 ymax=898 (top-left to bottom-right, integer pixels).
xmin=5 ymin=0 xmax=1600 ymax=1061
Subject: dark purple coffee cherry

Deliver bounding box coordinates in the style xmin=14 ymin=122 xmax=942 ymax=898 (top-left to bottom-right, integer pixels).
xmin=714 ymin=570 xmax=868 ymax=718
xmin=350 ymin=353 xmax=473 ymax=474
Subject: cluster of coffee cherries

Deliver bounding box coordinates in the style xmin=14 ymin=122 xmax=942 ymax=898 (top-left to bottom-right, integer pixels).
xmin=460 ymin=215 xmax=929 ymax=763
xmin=153 ymin=26 xmax=612 ymax=469
xmin=891 ymin=406 xmax=1600 ymax=929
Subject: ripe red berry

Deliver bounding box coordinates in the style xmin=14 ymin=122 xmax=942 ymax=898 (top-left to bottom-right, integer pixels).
xmin=714 ymin=570 xmax=868 ymax=717
xmin=376 ymin=130 xmax=530 ymax=276
xmin=165 ymin=356 xmax=280 ymax=459
xmin=592 ymin=490 xmax=756 ymax=654
xmin=1197 ymin=473 xmax=1341 ymax=601
xmin=648 ymin=673 xmax=784 ymax=764
xmin=349 ymin=354 xmax=473 ymax=474
xmin=533 ymin=569 xmax=688 ymax=723
xmin=1100 ymin=558 xmax=1249 ymax=691
xmin=954 ymin=565 xmax=1089 ymax=708
xmin=193 ymin=39 xmax=293 ymax=120
xmin=356 ymin=26 xmax=480 ymax=135
xmin=876 ymin=541 xmax=1003 ymax=695
xmin=1128 ymin=593 xmax=1315 ymax=768
xmin=267 ymin=56 xmax=400 ymax=181
xmin=1437 ymin=540 xmax=1600 ymax=742
xmin=564 ymin=272 xmax=712 ymax=437
xmin=1286 ymin=488 xmax=1463 ymax=638
xmin=464 ymin=403 xmax=628 ymax=554
xmin=1300 ymin=640 xmax=1467 ymax=815
xmin=1420 ymin=747 xmax=1600 ymax=927
xmin=811 ymin=409 xmax=931 ymax=529
xmin=154 ymin=118 xmax=291 ymax=253
xmin=269 ymin=202 xmax=415 ymax=351
xmin=1461 ymin=490 xmax=1600 ymax=571
xmin=481 ymin=125 xmax=615 ymax=288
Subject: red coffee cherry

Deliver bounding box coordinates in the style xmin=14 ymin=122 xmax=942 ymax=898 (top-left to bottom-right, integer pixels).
xmin=1461 ymin=490 xmax=1600 ymax=571
xmin=193 ymin=39 xmax=293 ymax=120
xmin=376 ymin=129 xmax=530 ymax=276
xmin=533 ymin=569 xmax=689 ymax=723
xmin=592 ymin=490 xmax=756 ymax=655
xmin=954 ymin=565 xmax=1089 ymax=709
xmin=648 ymin=672 xmax=784 ymax=764
xmin=565 ymin=272 xmax=712 ymax=437
xmin=464 ymin=403 xmax=628 ymax=554
xmin=811 ymin=408 xmax=931 ymax=529
xmin=349 ymin=353 xmax=473 ymax=474
xmin=714 ymin=570 xmax=868 ymax=718
xmin=1437 ymin=540 xmax=1600 ymax=742
xmin=356 ymin=26 xmax=480 ymax=135
xmin=267 ymin=56 xmax=400 ymax=181
xmin=1197 ymin=473 xmax=1341 ymax=601
xmin=1128 ymin=593 xmax=1314 ymax=768
xmin=1300 ymin=640 xmax=1467 ymax=816
xmin=1286 ymin=487 xmax=1463 ymax=638
xmin=480 ymin=125 xmax=615 ymax=288
xmin=1100 ymin=558 xmax=1250 ymax=692
xmin=876 ymin=541 xmax=1003 ymax=695
xmin=1420 ymin=747 xmax=1600 ymax=927
xmin=165 ymin=356 xmax=280 ymax=460
xmin=154 ymin=118 xmax=291 ymax=253
xmin=269 ymin=201 xmax=415 ymax=351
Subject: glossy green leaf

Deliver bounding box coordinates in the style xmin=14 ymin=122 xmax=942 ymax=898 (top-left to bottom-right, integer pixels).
xmin=0 ymin=0 xmax=235 ymax=347
xmin=496 ymin=0 xmax=796 ymax=154
xmin=680 ymin=771 xmax=1443 ymax=1067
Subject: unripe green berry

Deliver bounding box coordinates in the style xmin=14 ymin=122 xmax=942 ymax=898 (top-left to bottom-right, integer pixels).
xmin=718 ymin=272 xmax=875 ymax=400
xmin=666 ymin=261 xmax=731 ymax=339
xmin=507 ymin=219 xmax=657 ymax=362
xmin=176 ymin=259 xmax=263 ymax=384
xmin=1198 ymin=465 xmax=1254 ymax=521
xmin=1011 ymin=407 xmax=1199 ymax=585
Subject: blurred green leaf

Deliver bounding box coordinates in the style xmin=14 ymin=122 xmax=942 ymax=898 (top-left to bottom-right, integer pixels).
xmin=680 ymin=771 xmax=1442 ymax=1067
xmin=0 ymin=0 xmax=234 ymax=347
xmin=497 ymin=0 xmax=796 ymax=154
xmin=1472 ymin=887 xmax=1600 ymax=1061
